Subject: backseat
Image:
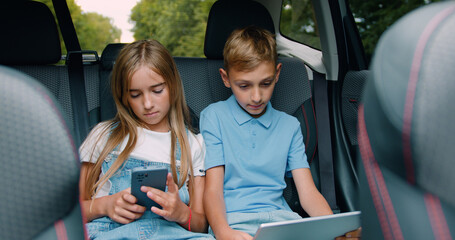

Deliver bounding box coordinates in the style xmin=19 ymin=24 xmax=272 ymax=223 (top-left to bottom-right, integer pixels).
xmin=97 ymin=0 xmax=319 ymax=217
xmin=0 ymin=1 xmax=99 ymax=147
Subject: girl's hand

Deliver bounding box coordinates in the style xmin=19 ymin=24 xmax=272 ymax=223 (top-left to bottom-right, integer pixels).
xmin=141 ymin=173 xmax=190 ymax=224
xmin=218 ymin=228 xmax=253 ymax=240
xmin=105 ymin=188 xmax=146 ymax=224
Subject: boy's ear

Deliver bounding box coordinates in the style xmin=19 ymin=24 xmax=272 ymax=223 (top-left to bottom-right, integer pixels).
xmin=219 ymin=68 xmax=231 ymax=88
xmin=275 ymin=63 xmax=282 ymax=83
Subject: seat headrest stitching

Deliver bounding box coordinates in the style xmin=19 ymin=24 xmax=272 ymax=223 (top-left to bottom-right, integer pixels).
xmin=358 ymin=105 xmax=404 ymax=240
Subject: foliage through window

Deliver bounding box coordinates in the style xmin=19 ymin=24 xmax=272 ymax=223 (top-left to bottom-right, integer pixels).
xmin=280 ymin=0 xmax=321 ymax=50
xmin=36 ymin=0 xmax=121 ymax=55
xmin=349 ymin=0 xmax=442 ymax=63
xmin=131 ymin=0 xmax=215 ymax=57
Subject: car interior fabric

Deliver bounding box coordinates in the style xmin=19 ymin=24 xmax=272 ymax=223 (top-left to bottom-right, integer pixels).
xmin=342 ymin=70 xmax=369 ymax=147
xmin=204 ymin=0 xmax=275 ymax=59
xmin=0 ymin=1 xmax=100 ymax=147
xmin=0 ymin=65 xmax=85 ymax=240
xmin=0 ymin=1 xmax=61 ymax=65
xmin=358 ymin=2 xmax=455 ymax=239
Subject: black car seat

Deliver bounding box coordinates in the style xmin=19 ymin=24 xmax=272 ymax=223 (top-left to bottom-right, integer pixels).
xmin=358 ymin=2 xmax=455 ymax=239
xmin=0 ymin=65 xmax=85 ymax=239
xmin=0 ymin=1 xmax=98 ymax=147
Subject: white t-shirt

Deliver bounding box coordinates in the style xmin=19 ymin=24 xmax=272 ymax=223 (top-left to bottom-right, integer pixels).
xmin=79 ymin=122 xmax=206 ymax=198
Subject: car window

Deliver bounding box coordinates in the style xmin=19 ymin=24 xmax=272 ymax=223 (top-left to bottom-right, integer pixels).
xmin=349 ymin=0 xmax=442 ymax=64
xmin=37 ymin=0 xmax=215 ymax=57
xmin=280 ymin=0 xmax=321 ymax=50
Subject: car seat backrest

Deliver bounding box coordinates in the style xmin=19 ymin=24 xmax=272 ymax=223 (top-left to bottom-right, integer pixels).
xmin=0 ymin=1 xmax=99 ymax=146
xmin=0 ymin=1 xmax=61 ymax=65
xmin=358 ymin=2 xmax=455 ymax=239
xmin=99 ymin=43 xmax=125 ymax=122
xmin=0 ymin=65 xmax=85 ymax=240
xmin=204 ymin=0 xmax=275 ymax=59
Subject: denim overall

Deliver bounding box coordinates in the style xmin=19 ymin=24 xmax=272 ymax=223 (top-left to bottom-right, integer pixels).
xmin=86 ymin=137 xmax=214 ymax=240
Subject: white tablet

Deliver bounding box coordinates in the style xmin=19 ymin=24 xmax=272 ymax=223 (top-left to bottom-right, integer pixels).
xmin=253 ymin=211 xmax=361 ymax=240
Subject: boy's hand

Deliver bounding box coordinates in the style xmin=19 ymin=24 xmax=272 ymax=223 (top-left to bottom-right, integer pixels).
xmin=105 ymin=188 xmax=146 ymax=224
xmin=334 ymin=227 xmax=362 ymax=240
xmin=141 ymin=173 xmax=189 ymax=224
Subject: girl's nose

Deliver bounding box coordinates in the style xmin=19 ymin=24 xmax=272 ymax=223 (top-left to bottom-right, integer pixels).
xmin=143 ymin=94 xmax=153 ymax=109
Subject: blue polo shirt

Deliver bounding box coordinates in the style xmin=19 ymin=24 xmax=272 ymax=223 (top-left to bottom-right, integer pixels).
xmin=200 ymin=95 xmax=309 ymax=213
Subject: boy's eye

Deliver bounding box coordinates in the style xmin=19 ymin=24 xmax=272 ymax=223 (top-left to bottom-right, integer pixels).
xmin=261 ymin=81 xmax=272 ymax=87
xmin=238 ymin=84 xmax=249 ymax=89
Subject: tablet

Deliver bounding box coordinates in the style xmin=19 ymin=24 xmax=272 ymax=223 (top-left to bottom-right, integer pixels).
xmin=253 ymin=211 xmax=361 ymax=240
xmin=131 ymin=166 xmax=168 ymax=209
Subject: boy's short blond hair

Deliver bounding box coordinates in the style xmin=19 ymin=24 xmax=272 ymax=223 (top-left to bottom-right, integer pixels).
xmin=223 ymin=26 xmax=277 ymax=72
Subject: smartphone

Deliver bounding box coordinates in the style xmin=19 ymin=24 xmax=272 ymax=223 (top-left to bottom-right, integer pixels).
xmin=131 ymin=166 xmax=168 ymax=209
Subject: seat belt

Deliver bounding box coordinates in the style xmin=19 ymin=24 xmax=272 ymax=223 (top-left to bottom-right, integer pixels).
xmin=52 ymin=0 xmax=90 ymax=147
xmin=313 ymin=71 xmax=339 ymax=212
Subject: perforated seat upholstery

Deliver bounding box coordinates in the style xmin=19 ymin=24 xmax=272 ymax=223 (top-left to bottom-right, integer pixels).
xmin=0 ymin=66 xmax=85 ymax=239
xmin=358 ymin=2 xmax=455 ymax=239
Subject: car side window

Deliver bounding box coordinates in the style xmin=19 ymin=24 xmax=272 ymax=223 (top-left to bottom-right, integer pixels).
xmin=280 ymin=0 xmax=321 ymax=50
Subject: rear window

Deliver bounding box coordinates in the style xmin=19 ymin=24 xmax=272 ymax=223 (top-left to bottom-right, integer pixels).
xmin=37 ymin=0 xmax=215 ymax=57
xmin=280 ymin=0 xmax=321 ymax=50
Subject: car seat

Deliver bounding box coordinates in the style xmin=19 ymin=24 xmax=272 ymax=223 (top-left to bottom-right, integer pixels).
xmin=358 ymin=2 xmax=455 ymax=239
xmin=0 ymin=66 xmax=85 ymax=239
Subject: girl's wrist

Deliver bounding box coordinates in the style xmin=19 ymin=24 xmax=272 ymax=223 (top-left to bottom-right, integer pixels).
xmin=178 ymin=205 xmax=192 ymax=230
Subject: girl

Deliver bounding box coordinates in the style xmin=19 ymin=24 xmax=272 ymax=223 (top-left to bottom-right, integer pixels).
xmin=79 ymin=40 xmax=213 ymax=240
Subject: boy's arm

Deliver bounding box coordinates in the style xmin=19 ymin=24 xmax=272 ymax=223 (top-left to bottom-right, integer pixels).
xmin=291 ymin=168 xmax=333 ymax=216
xmin=204 ymin=166 xmax=252 ymax=240
xmin=204 ymin=166 xmax=230 ymax=236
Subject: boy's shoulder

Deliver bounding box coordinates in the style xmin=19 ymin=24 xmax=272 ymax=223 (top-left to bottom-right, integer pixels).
xmin=271 ymin=107 xmax=301 ymax=127
xmin=200 ymin=97 xmax=232 ymax=117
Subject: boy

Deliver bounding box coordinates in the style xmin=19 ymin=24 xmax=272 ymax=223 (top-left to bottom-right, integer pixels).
xmin=200 ymin=26 xmax=333 ymax=240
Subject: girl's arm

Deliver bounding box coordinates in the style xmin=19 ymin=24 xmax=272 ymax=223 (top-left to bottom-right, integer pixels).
xmin=292 ymin=168 xmax=333 ymax=216
xmin=79 ymin=162 xmax=146 ymax=223
xmin=204 ymin=166 xmax=252 ymax=240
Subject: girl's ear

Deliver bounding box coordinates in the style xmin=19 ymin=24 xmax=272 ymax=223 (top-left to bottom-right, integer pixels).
xmin=219 ymin=68 xmax=231 ymax=88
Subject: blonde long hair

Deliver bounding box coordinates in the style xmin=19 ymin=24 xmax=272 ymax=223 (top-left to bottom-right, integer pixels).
xmin=83 ymin=39 xmax=194 ymax=201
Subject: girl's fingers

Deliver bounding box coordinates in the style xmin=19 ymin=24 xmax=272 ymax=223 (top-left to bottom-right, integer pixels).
xmin=122 ymin=192 xmax=138 ymax=204
xmin=114 ymin=206 xmax=141 ymax=222
xmin=146 ymin=191 xmax=167 ymax=208
xmin=150 ymin=205 xmax=167 ymax=217
xmin=166 ymin=173 xmax=178 ymax=193
xmin=121 ymin=193 xmax=146 ymax=212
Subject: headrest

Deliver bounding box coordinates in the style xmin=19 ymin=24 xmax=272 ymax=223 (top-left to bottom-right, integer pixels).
xmin=0 ymin=1 xmax=61 ymax=65
xmin=0 ymin=65 xmax=79 ymax=238
xmin=100 ymin=43 xmax=126 ymax=69
xmin=361 ymin=1 xmax=455 ymax=207
xmin=204 ymin=0 xmax=275 ymax=59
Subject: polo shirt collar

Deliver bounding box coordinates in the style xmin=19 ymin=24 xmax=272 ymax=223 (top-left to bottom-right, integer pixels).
xmin=228 ymin=95 xmax=273 ymax=128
